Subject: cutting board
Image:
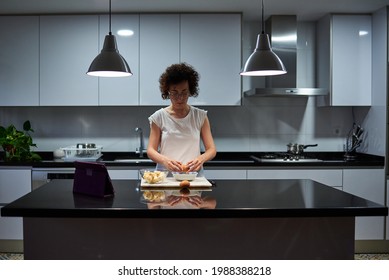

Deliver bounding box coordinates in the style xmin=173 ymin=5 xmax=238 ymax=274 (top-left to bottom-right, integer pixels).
xmin=141 ymin=176 xmax=212 ymax=187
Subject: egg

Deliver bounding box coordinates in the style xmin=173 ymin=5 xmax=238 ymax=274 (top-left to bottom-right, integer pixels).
xmin=179 ymin=180 xmax=190 ymax=188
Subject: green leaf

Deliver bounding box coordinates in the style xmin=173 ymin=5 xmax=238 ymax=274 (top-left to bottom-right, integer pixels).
xmin=23 ymin=120 xmax=31 ymax=131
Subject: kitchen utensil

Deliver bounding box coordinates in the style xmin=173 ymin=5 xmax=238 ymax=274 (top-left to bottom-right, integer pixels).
xmin=76 ymin=143 xmax=96 ymax=156
xmin=356 ymin=126 xmax=364 ymax=138
xmin=286 ymin=143 xmax=318 ymax=155
xmin=344 ymin=123 xmax=364 ymax=157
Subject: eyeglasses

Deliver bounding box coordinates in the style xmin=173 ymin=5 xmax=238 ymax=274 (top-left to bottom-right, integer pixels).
xmin=168 ymin=90 xmax=189 ymax=99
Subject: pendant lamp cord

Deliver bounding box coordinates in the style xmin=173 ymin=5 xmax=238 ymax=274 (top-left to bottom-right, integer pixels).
xmin=109 ymin=0 xmax=112 ymax=35
xmin=261 ymin=0 xmax=265 ymax=34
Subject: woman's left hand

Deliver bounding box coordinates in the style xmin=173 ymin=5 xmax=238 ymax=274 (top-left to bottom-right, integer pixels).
xmin=186 ymin=157 xmax=204 ymax=172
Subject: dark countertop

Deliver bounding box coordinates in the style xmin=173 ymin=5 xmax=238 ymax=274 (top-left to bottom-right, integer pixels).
xmin=0 ymin=151 xmax=385 ymax=168
xmin=2 ymin=179 xmax=387 ymax=218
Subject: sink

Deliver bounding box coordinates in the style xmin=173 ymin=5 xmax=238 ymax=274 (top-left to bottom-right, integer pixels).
xmin=113 ymin=158 xmax=153 ymax=163
xmin=208 ymin=160 xmax=254 ymax=163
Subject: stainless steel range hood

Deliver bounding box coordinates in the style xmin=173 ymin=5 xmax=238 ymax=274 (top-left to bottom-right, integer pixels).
xmin=244 ymin=15 xmax=328 ymax=97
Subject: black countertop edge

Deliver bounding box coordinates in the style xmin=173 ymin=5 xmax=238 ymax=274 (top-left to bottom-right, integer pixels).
xmin=2 ymin=207 xmax=387 ymax=219
xmin=0 ymin=151 xmax=384 ymax=168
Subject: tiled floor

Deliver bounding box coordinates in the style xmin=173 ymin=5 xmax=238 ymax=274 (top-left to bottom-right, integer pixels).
xmin=0 ymin=253 xmax=388 ymax=260
xmin=354 ymin=254 xmax=389 ymax=260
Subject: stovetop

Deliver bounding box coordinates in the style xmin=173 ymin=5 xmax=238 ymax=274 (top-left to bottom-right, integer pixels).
xmin=251 ymin=153 xmax=323 ymax=163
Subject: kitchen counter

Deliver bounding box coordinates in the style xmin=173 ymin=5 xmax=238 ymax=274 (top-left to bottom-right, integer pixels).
xmin=2 ymin=178 xmax=387 ymax=260
xmin=0 ymin=151 xmax=385 ymax=168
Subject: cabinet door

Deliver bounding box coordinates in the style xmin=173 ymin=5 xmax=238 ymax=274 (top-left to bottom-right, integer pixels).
xmin=40 ymin=15 xmax=99 ymax=106
xmin=139 ymin=14 xmax=179 ymax=106
xmin=0 ymin=169 xmax=31 ymax=203
xmin=0 ymin=16 xmax=39 ymax=106
xmin=98 ymin=14 xmax=140 ymax=105
xmin=343 ymin=169 xmax=385 ymax=240
xmin=180 ymin=14 xmax=242 ymax=106
xmin=317 ymin=15 xmax=372 ymax=106
xmin=107 ymin=169 xmax=139 ymax=180
xmin=203 ymin=169 xmax=246 ymax=180
xmin=0 ymin=169 xmax=31 ymax=240
xmin=332 ymin=15 xmax=372 ymax=106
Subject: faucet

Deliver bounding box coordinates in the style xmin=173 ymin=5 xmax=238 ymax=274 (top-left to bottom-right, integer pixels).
xmin=135 ymin=127 xmax=145 ymax=158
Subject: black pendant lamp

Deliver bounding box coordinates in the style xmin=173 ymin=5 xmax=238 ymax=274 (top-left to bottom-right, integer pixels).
xmin=240 ymin=0 xmax=286 ymax=76
xmin=87 ymin=0 xmax=132 ymax=77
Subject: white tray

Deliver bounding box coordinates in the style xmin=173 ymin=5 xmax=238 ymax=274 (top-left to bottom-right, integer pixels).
xmin=141 ymin=176 xmax=212 ymax=187
xmin=62 ymin=154 xmax=103 ymax=162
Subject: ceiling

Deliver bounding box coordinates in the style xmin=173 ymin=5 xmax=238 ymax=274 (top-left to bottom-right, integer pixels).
xmin=0 ymin=0 xmax=388 ymax=21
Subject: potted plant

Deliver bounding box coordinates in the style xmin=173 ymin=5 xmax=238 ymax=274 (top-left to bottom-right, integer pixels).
xmin=0 ymin=120 xmax=41 ymax=162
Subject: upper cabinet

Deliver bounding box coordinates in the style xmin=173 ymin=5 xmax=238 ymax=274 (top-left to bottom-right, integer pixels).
xmin=140 ymin=13 xmax=242 ymax=106
xmin=181 ymin=14 xmax=242 ymax=106
xmin=1 ymin=13 xmax=241 ymax=107
xmin=98 ymin=14 xmax=140 ymax=105
xmin=0 ymin=16 xmax=39 ymax=106
xmin=316 ymin=14 xmax=372 ymax=106
xmin=40 ymin=15 xmax=99 ymax=106
xmin=139 ymin=14 xmax=179 ymax=106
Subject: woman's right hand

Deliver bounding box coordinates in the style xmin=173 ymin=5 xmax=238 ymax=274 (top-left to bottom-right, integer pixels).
xmin=163 ymin=158 xmax=183 ymax=172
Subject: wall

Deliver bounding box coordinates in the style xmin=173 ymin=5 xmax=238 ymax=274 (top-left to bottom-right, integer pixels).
xmin=0 ymin=20 xmax=361 ymax=154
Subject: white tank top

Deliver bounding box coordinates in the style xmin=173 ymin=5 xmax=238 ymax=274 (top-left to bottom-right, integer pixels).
xmin=148 ymin=106 xmax=207 ymax=166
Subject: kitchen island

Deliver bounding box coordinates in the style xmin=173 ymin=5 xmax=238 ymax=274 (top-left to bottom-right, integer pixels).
xmin=1 ymin=178 xmax=387 ymax=260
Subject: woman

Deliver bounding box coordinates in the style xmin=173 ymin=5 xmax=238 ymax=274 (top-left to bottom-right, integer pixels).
xmin=147 ymin=63 xmax=216 ymax=173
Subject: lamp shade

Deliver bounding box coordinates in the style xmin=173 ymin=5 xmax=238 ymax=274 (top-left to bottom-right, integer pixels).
xmin=240 ymin=33 xmax=287 ymax=76
xmin=87 ymin=34 xmax=132 ymax=77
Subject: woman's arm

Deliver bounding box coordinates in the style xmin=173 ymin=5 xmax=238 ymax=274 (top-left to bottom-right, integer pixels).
xmin=187 ymin=116 xmax=217 ymax=172
xmin=147 ymin=121 xmax=182 ymax=171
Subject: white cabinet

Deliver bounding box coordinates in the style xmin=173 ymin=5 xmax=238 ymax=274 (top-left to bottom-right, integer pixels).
xmin=39 ymin=15 xmax=99 ymax=106
xmin=139 ymin=14 xmax=179 ymax=106
xmin=317 ymin=14 xmax=372 ymax=106
xmin=0 ymin=168 xmax=31 ymax=240
xmin=203 ymin=169 xmax=246 ymax=180
xmin=343 ymin=169 xmax=385 ymax=240
xmin=180 ymin=14 xmax=242 ymax=106
xmin=0 ymin=16 xmax=39 ymax=106
xmin=1 ymin=13 xmax=241 ymax=107
xmin=107 ymin=169 xmax=139 ymax=180
xmin=387 ymin=179 xmax=389 ymax=241
xmin=247 ymin=169 xmax=343 ymax=189
xmin=98 ymin=14 xmax=140 ymax=105
xmin=140 ymin=13 xmax=242 ymax=106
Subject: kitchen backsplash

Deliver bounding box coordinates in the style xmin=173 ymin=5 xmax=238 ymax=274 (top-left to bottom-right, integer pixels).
xmin=0 ymin=97 xmax=354 ymax=153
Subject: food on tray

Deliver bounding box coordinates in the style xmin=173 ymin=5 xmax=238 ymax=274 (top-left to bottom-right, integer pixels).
xmin=179 ymin=180 xmax=191 ymax=188
xmin=142 ymin=170 xmax=167 ymax=184
xmin=143 ymin=191 xmax=165 ymax=202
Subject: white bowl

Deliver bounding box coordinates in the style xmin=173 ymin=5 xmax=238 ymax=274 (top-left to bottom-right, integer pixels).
xmin=172 ymin=172 xmax=198 ymax=181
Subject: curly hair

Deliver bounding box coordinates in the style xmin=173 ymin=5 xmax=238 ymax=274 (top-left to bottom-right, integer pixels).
xmin=159 ymin=63 xmax=200 ymax=99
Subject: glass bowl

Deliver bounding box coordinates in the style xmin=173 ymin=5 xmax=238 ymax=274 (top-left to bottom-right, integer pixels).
xmin=172 ymin=172 xmax=198 ymax=181
xmin=139 ymin=169 xmax=168 ymax=184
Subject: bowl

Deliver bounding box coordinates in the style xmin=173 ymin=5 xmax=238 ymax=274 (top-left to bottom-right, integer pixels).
xmin=140 ymin=169 xmax=168 ymax=184
xmin=172 ymin=172 xmax=198 ymax=181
